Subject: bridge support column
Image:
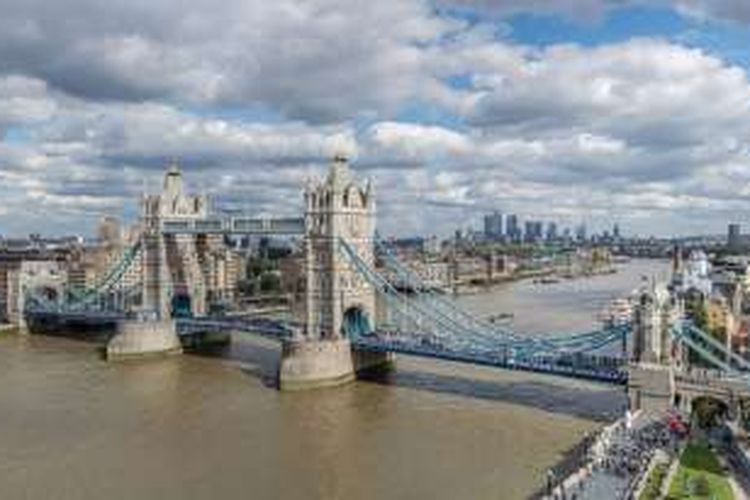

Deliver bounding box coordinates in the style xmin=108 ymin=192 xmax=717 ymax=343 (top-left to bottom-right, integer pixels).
xmin=106 ymin=318 xmax=182 ymax=360
xmin=278 ymin=338 xmax=394 ymax=391
xmin=278 ymin=338 xmax=355 ymax=390
xmin=627 ymin=364 xmax=674 ymax=415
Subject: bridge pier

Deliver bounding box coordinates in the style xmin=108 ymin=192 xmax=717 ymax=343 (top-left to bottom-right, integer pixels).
xmin=278 ymin=338 xmax=355 ymax=390
xmin=278 ymin=338 xmax=393 ymax=391
xmin=627 ymin=364 xmax=674 ymax=415
xmin=106 ymin=318 xmax=183 ymax=360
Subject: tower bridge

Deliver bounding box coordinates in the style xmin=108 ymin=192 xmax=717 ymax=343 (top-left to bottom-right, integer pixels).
xmin=20 ymin=157 xmax=750 ymax=407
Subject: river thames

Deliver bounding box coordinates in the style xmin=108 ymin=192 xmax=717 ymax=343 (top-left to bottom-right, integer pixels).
xmin=0 ymin=259 xmax=668 ymax=500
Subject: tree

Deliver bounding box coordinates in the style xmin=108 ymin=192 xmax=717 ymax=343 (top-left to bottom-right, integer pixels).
xmin=259 ymin=272 xmax=281 ymax=293
xmin=693 ymin=397 xmax=727 ymax=429
xmin=691 ymin=302 xmax=708 ymax=331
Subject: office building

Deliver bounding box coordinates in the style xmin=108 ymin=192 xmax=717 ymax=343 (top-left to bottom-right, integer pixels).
xmin=524 ymin=221 xmax=543 ymax=243
xmin=546 ymin=222 xmax=558 ymax=242
xmin=506 ymin=215 xmax=520 ymax=242
xmin=483 ymin=211 xmax=504 ymax=241
xmin=728 ymin=223 xmax=742 ymax=251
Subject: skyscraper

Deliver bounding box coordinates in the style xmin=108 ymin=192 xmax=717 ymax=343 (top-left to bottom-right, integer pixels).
xmin=546 ymin=222 xmax=558 ymax=241
xmin=483 ymin=211 xmax=503 ymax=241
xmin=524 ymin=221 xmax=543 ymax=243
xmin=728 ymin=223 xmax=741 ymax=251
xmin=506 ymin=214 xmax=520 ymax=242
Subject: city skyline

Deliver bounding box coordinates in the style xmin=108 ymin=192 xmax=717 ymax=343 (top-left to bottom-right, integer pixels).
xmin=4 ymin=1 xmax=750 ymax=237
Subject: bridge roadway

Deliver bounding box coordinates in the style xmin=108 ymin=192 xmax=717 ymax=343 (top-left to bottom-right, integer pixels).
xmin=352 ymin=335 xmax=628 ymax=384
xmin=24 ymin=309 xmax=627 ymax=384
xmin=29 ymin=308 xmax=750 ymax=401
xmin=25 ymin=310 xmax=297 ymax=339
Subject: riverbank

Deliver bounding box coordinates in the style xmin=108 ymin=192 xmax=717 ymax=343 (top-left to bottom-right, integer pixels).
xmin=529 ymin=426 xmax=605 ymax=499
xmin=0 ymin=324 xmax=18 ymax=335
xmin=453 ymin=264 xmax=619 ymax=296
xmin=537 ymin=412 xmax=681 ymax=500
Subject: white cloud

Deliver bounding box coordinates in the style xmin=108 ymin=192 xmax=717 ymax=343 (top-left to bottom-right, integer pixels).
xmin=2 ymin=1 xmax=750 ymax=237
xmin=0 ymin=75 xmax=56 ymax=131
xmin=673 ymin=1 xmax=750 ymax=24
xmin=0 ymin=0 xmax=465 ymax=122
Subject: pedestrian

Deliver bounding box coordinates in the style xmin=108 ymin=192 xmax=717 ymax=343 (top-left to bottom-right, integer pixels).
xmin=546 ymin=469 xmax=554 ymax=496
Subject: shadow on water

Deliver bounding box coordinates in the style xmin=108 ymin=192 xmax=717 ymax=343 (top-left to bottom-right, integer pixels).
xmin=188 ymin=334 xmax=282 ymax=389
xmin=13 ymin=327 xmax=624 ymax=424
xmin=24 ymin=324 xmax=114 ymax=358
xmin=193 ymin=333 xmax=627 ymax=421
xmin=358 ymin=364 xmax=627 ymax=422
xmin=26 ymin=324 xmax=114 ymax=343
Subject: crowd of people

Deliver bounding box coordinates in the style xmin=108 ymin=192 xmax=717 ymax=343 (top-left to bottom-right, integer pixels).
xmin=543 ymin=412 xmax=681 ymax=500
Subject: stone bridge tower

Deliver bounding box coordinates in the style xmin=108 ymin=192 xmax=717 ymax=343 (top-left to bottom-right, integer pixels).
xmin=628 ymin=282 xmax=683 ymax=413
xmin=303 ymin=154 xmax=376 ymax=339
xmin=141 ymin=164 xmax=210 ymax=319
xmin=279 ymin=155 xmax=390 ymax=390
xmin=631 ymin=282 xmax=680 ymax=364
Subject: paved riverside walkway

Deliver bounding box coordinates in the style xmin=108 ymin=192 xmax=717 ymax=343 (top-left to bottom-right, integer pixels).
xmin=543 ymin=412 xmax=677 ymax=500
xmin=715 ymin=424 xmax=750 ymax=499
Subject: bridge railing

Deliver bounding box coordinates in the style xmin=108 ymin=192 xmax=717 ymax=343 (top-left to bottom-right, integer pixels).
xmin=24 ymin=241 xmax=143 ymax=317
xmin=375 ymin=237 xmax=630 ymax=354
xmin=671 ymin=322 xmax=750 ymax=385
xmin=341 ymin=237 xmax=630 ymax=363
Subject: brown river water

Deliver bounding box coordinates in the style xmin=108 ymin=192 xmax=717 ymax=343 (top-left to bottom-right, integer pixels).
xmin=0 ymin=259 xmax=668 ymax=500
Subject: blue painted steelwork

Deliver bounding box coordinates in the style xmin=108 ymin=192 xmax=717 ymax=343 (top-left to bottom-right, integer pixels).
xmin=671 ymin=322 xmax=750 ymax=381
xmin=343 ymin=307 xmax=372 ymax=338
xmin=352 ymin=335 xmax=627 ymax=384
xmin=10 ymin=228 xmax=650 ymax=387
xmin=25 ymin=241 xmax=143 ymax=320
xmin=171 ymin=294 xmax=193 ymax=318
xmin=375 ymin=237 xmax=521 ymax=340
xmin=680 ymin=323 xmax=750 ymax=371
xmin=341 ymin=237 xmax=630 ymax=382
xmin=24 ymin=228 xmax=631 ymax=383
xmin=175 ymin=317 xmax=297 ymax=339
xmin=375 ymin=237 xmax=624 ymax=353
xmin=65 ymin=242 xmax=142 ymax=311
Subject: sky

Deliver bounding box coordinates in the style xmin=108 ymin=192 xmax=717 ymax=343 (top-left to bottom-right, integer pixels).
xmin=2 ymin=0 xmax=750 ymax=238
